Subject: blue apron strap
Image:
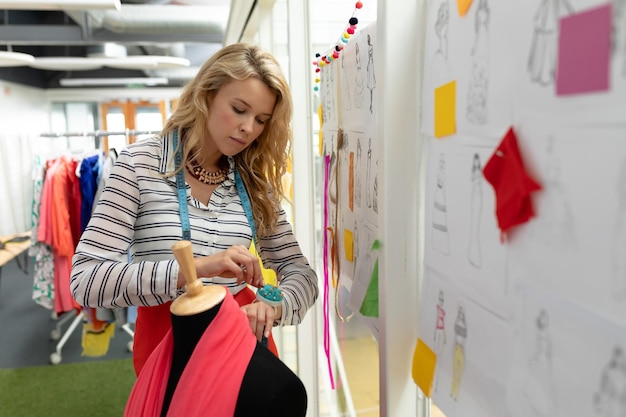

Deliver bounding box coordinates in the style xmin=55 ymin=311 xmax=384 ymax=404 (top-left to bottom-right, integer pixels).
xmin=172 ymin=130 xmax=191 ymax=241
xmin=234 ymin=165 xmax=257 ymax=245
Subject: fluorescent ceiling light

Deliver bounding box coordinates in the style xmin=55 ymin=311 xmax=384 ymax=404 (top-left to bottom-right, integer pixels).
xmin=104 ymin=56 xmax=191 ymax=70
xmin=31 ymin=57 xmax=107 ymax=71
xmin=0 ymin=51 xmax=35 ymax=67
xmin=0 ymin=0 xmax=121 ymax=10
xmin=59 ymin=77 xmax=169 ymax=87
xmin=30 ymin=56 xmax=190 ymax=71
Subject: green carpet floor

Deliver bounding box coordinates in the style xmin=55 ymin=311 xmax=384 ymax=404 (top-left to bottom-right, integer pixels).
xmin=0 ymin=358 xmax=135 ymax=417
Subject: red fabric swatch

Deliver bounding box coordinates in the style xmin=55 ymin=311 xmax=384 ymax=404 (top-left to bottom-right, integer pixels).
xmin=483 ymin=127 xmax=542 ymax=241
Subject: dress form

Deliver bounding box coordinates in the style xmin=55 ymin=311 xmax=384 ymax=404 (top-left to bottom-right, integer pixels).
xmin=124 ymin=240 xmax=307 ymax=417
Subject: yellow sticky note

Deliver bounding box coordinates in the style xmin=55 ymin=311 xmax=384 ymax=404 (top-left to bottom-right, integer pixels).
xmin=434 ymin=80 xmax=456 ymax=138
xmin=457 ymin=0 xmax=473 ymax=16
xmin=249 ymin=240 xmax=277 ymax=286
xmin=411 ymin=338 xmax=437 ymax=398
xmin=343 ymin=228 xmax=354 ymax=262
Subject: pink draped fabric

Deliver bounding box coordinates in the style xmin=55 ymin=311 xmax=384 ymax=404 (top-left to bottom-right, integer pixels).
xmin=124 ymin=291 xmax=257 ymax=417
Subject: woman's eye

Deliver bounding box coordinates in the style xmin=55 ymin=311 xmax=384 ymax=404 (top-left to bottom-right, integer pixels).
xmin=233 ymin=107 xmax=244 ymax=114
xmin=256 ymin=118 xmax=267 ymax=125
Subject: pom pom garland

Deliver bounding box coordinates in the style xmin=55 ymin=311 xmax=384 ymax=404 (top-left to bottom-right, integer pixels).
xmin=312 ymin=1 xmax=365 ymax=91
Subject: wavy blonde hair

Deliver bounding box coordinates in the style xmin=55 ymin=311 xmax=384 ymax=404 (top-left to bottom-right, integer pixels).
xmin=162 ymin=43 xmax=293 ymax=237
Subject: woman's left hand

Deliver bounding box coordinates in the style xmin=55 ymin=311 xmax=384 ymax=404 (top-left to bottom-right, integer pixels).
xmin=240 ymin=301 xmax=276 ymax=341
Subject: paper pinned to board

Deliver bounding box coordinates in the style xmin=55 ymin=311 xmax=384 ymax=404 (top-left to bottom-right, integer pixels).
xmin=556 ymin=3 xmax=611 ymax=96
xmin=344 ymin=228 xmax=354 ymax=262
xmin=434 ymin=81 xmax=457 ymax=138
xmin=457 ymin=0 xmax=473 ymax=16
xmin=412 ymin=338 xmax=437 ymax=397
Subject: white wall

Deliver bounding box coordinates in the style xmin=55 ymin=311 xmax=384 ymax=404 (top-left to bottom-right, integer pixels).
xmin=0 ymin=80 xmax=50 ymax=236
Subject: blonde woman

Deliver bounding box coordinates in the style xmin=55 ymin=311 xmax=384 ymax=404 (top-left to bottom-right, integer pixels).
xmin=71 ymin=43 xmax=318 ymax=375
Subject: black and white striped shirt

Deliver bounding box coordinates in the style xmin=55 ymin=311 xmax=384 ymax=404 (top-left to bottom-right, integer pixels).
xmin=70 ymin=134 xmax=318 ymax=326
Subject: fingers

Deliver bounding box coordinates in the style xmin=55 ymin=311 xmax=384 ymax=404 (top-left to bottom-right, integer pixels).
xmin=241 ymin=303 xmax=275 ymax=341
xmin=194 ymin=245 xmax=265 ymax=287
xmin=233 ymin=245 xmax=264 ymax=287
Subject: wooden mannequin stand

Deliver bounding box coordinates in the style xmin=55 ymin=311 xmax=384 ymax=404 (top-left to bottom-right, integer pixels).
xmin=170 ymin=240 xmax=227 ymax=315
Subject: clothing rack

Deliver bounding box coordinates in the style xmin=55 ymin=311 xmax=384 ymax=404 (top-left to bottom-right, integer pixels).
xmin=38 ymin=130 xmax=144 ymax=364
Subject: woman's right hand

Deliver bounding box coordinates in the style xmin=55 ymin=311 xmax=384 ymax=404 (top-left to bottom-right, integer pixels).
xmin=176 ymin=245 xmax=264 ymax=288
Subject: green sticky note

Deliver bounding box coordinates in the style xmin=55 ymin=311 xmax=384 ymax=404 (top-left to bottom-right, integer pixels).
xmin=360 ymin=240 xmax=381 ymax=317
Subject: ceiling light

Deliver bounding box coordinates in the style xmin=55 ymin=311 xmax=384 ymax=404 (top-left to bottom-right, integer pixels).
xmin=105 ymin=56 xmax=191 ymax=70
xmin=0 ymin=50 xmax=35 ymax=67
xmin=0 ymin=0 xmax=121 ymax=10
xmin=59 ymin=77 xmax=169 ymax=87
xmin=31 ymin=57 xmax=107 ymax=71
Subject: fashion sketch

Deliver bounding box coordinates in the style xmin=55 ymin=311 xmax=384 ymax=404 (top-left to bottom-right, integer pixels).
xmin=353 ymin=221 xmax=359 ymax=276
xmin=593 ymin=346 xmax=626 ymax=417
xmin=468 ymin=154 xmax=483 ymax=268
xmin=528 ymin=0 xmax=574 ymax=86
xmin=355 ymin=137 xmax=362 ymax=208
xmin=432 ymin=153 xmax=450 ymax=255
xmin=366 ymin=137 xmax=373 ymax=210
xmin=366 ymin=33 xmax=376 ymax=114
xmin=450 ymin=304 xmax=467 ymax=401
xmin=353 ymin=41 xmax=365 ymax=110
xmin=341 ymin=53 xmax=352 ymax=111
xmin=539 ymin=137 xmax=576 ymax=249
xmin=466 ymin=0 xmax=490 ymax=126
xmin=433 ymin=290 xmax=447 ymax=392
xmin=611 ymin=159 xmax=626 ymax=301
xmin=349 ymin=149 xmax=354 ymax=212
xmin=373 ymin=161 xmax=378 ymax=214
xmin=325 ymin=63 xmax=337 ymax=123
xmin=523 ymin=309 xmax=558 ymax=417
xmin=433 ymin=0 xmax=452 ymax=87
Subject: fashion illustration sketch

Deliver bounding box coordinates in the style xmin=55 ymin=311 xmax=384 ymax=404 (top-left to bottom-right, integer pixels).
xmin=432 ymin=153 xmax=450 ymax=255
xmin=433 ymin=0 xmax=452 ymax=87
xmin=468 ymin=154 xmax=483 ymax=268
xmin=528 ymin=0 xmax=574 ymax=86
xmin=366 ymin=137 xmax=373 ymax=210
xmin=434 ymin=290 xmax=447 ymax=392
xmin=450 ymin=303 xmax=467 ymax=401
xmin=523 ymin=309 xmax=558 ymax=417
xmin=353 ymin=41 xmax=365 ymax=110
xmin=593 ymin=346 xmax=626 ymax=417
xmin=539 ymin=137 xmax=576 ymax=249
xmin=341 ymin=53 xmax=352 ymax=111
xmin=355 ymin=137 xmax=362 ymax=208
xmin=366 ymin=33 xmax=376 ymax=114
xmin=466 ymin=0 xmax=490 ymax=125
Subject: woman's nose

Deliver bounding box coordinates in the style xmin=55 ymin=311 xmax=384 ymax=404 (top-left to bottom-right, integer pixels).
xmin=240 ymin=117 xmax=254 ymax=133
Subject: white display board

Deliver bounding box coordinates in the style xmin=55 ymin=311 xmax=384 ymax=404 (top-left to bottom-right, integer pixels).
xmin=418 ymin=0 xmax=626 ymax=416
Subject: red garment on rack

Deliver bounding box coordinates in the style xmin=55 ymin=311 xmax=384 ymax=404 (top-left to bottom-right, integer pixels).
xmin=38 ymin=157 xmax=82 ymax=314
xmin=132 ymin=286 xmax=278 ymax=376
xmin=124 ymin=291 xmax=257 ymax=417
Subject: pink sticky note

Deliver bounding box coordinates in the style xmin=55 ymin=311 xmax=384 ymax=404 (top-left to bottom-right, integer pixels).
xmin=556 ymin=4 xmax=611 ymax=96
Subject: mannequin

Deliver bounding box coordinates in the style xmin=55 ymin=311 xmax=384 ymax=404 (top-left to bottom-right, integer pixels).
xmin=124 ymin=241 xmax=307 ymax=417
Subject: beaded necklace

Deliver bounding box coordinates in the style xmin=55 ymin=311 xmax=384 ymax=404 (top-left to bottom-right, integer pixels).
xmin=186 ymin=159 xmax=228 ymax=185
